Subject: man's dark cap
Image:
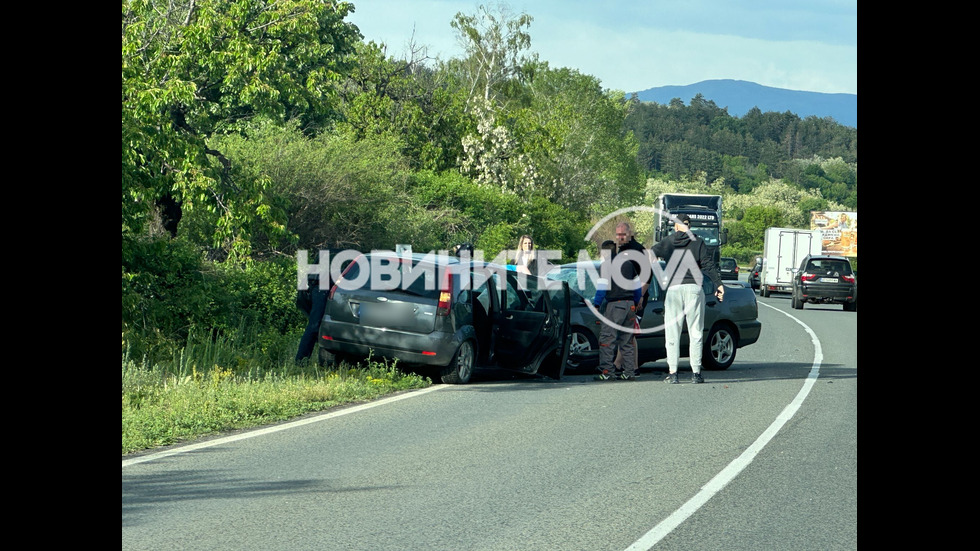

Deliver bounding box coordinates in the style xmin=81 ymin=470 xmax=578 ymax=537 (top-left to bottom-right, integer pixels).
xmin=676 ymin=214 xmax=691 ymax=225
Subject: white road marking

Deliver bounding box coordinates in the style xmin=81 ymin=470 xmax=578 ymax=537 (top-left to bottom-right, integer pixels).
xmin=624 ymin=302 xmax=823 ymax=550
xmin=122 ymin=385 xmax=446 ymax=468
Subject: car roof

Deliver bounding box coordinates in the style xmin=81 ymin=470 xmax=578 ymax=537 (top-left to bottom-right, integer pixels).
xmin=803 ymin=254 xmax=850 ymax=261
xmin=348 ymin=252 xmax=523 ymax=274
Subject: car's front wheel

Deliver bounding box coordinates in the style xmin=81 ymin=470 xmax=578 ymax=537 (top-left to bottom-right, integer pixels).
xmin=703 ymin=323 xmax=737 ymax=370
xmin=440 ymin=340 xmax=475 ymax=384
xmin=566 ymin=327 xmax=598 ymax=372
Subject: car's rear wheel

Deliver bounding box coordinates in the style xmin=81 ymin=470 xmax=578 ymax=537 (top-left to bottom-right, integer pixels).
xmin=566 ymin=327 xmax=598 ymax=372
xmin=317 ymin=347 xmax=336 ymax=368
xmin=843 ymin=300 xmax=857 ymax=312
xmin=703 ymin=323 xmax=736 ymax=370
xmin=791 ymin=292 xmax=804 ymax=309
xmin=761 ymin=286 xmax=770 ymax=297
xmin=440 ymin=340 xmax=475 ymax=384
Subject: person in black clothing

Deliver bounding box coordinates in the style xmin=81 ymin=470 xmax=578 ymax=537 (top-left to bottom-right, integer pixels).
xmin=613 ymin=221 xmax=652 ymax=375
xmin=650 ymin=214 xmax=724 ymax=384
xmin=295 ymin=249 xmax=340 ymax=365
xmin=453 ymin=242 xmax=474 ymax=257
xmin=615 ymin=221 xmax=652 ymax=310
xmin=590 ymin=240 xmax=642 ymax=381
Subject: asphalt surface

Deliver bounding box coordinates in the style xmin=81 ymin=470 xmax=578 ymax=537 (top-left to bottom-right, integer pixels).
xmin=123 ymin=275 xmax=857 ymax=550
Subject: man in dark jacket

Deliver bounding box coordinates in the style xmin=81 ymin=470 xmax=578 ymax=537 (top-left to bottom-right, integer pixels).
xmin=590 ymin=240 xmax=642 ymax=381
xmin=650 ymin=214 xmax=725 ymax=384
xmin=613 ymin=221 xmax=652 ymax=376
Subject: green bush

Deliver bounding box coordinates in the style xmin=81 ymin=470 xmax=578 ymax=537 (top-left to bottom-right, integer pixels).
xmin=123 ymin=234 xmax=307 ymax=366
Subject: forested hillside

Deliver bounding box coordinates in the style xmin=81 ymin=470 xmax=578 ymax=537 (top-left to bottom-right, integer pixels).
xmin=122 ymin=1 xmax=856 ymax=364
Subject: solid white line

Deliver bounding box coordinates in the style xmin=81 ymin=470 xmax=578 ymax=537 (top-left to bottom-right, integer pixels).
xmin=624 ymin=302 xmax=823 ymax=550
xmin=122 ymin=384 xmax=446 ymax=468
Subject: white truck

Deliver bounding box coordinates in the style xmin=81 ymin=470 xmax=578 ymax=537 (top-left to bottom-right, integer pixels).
xmin=759 ymin=227 xmax=823 ymax=297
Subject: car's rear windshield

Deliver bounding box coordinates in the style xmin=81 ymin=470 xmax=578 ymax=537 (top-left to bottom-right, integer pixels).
xmin=806 ymin=259 xmax=852 ymax=275
xmin=338 ymin=256 xmax=451 ymax=299
xmin=720 ymin=259 xmax=736 ymax=269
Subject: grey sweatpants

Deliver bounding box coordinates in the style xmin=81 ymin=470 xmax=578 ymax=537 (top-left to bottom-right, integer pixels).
xmin=664 ymin=283 xmax=705 ymax=374
xmin=598 ymin=300 xmax=637 ymax=376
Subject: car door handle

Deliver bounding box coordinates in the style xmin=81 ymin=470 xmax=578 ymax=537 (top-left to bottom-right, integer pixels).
xmin=504 ymin=315 xmax=513 ymax=320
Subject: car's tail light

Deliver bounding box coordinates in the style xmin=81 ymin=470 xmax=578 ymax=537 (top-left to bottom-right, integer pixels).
xmin=801 ymin=272 xmax=817 ymax=281
xmin=436 ymin=271 xmax=453 ymax=316
xmin=734 ymin=266 xmax=739 ymax=273
xmin=437 ymin=291 xmax=452 ymax=316
xmin=842 ymin=274 xmax=855 ymax=283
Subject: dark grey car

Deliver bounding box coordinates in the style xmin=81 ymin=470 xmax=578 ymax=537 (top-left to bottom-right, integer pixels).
xmin=791 ymin=254 xmax=857 ymax=311
xmin=318 ymin=253 xmax=570 ymax=384
xmin=718 ymin=257 xmax=739 ymax=281
xmin=546 ymin=260 xmax=762 ymax=372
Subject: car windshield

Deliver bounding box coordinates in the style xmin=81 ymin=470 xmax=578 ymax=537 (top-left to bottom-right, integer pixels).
xmin=669 ymin=226 xmax=719 ymax=246
xmin=806 ymin=259 xmax=852 ymax=275
xmin=720 ymin=258 xmax=736 ymax=269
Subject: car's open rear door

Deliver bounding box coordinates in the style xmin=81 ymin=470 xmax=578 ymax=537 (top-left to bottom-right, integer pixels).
xmin=536 ymin=279 xmax=570 ymax=380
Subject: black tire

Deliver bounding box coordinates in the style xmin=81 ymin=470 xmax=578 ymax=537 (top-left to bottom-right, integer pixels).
xmin=843 ymin=301 xmax=857 ymax=312
xmin=791 ymin=292 xmax=804 ymax=309
xmin=761 ymin=286 xmax=770 ymax=298
xmin=566 ymin=327 xmax=598 ymax=372
xmin=317 ymin=347 xmax=336 ymax=368
xmin=703 ymin=323 xmax=737 ymax=370
xmin=440 ymin=340 xmax=475 ymax=384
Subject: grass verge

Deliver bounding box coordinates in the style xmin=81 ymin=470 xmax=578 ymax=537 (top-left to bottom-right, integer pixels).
xmin=122 ymin=330 xmax=431 ymax=455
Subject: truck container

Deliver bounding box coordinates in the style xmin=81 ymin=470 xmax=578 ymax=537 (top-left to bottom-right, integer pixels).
xmin=759 ymin=227 xmax=823 ymax=297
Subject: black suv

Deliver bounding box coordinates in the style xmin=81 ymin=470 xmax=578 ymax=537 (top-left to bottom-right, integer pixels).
xmin=748 ymin=257 xmax=762 ymax=291
xmin=791 ymin=255 xmax=856 ymax=311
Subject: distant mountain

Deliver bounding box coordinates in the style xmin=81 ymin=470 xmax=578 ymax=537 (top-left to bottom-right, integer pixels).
xmin=632 ymin=79 xmax=857 ymax=128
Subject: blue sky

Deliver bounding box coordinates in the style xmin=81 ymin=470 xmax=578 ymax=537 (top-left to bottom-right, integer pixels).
xmin=345 ymin=1 xmax=857 ymax=95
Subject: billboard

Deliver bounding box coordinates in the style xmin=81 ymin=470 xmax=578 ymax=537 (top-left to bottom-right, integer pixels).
xmin=810 ymin=211 xmax=857 ymax=257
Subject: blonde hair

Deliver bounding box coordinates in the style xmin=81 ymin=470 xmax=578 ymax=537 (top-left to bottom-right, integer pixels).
xmin=515 ymin=234 xmax=534 ymax=264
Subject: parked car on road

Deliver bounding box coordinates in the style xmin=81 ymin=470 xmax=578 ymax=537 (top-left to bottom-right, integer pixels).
xmin=749 ymin=257 xmax=762 ymax=291
xmin=718 ymin=257 xmax=739 ymax=281
xmin=791 ymin=254 xmax=857 ymax=311
xmin=318 ymin=253 xmax=571 ymax=383
xmin=546 ymin=260 xmax=762 ymax=372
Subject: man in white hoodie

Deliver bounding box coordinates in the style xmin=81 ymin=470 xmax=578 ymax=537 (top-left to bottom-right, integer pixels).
xmin=650 ymin=214 xmax=725 ymax=384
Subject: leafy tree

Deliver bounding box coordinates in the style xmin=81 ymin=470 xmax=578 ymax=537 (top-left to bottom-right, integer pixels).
xmin=510 ymin=65 xmax=642 ymax=215
xmin=335 ymin=41 xmax=469 ymax=173
xmin=121 ymin=0 xmax=359 ymax=256
xmin=208 ymin=122 xmax=438 ymax=254
xmin=449 ymin=2 xmax=535 ymax=106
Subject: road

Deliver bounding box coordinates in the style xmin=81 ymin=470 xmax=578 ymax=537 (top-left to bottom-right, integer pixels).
xmin=122 ymin=280 xmax=857 ymax=551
